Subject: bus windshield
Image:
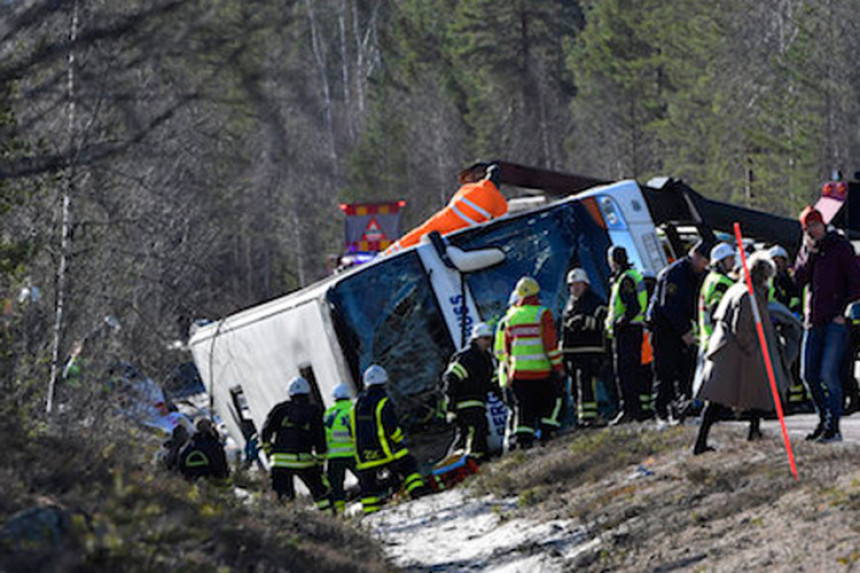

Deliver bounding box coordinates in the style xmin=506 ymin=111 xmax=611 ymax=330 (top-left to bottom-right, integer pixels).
xmin=449 ymin=201 xmax=613 ymax=331
xmin=326 ymin=252 xmax=454 ymax=423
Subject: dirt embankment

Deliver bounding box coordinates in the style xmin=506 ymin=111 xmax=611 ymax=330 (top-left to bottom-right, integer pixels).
xmin=460 ymin=423 xmax=860 ymax=571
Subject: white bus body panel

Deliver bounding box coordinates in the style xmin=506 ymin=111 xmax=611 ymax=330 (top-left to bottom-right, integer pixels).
xmin=576 ymin=180 xmax=668 ymax=277
xmin=189 ymin=283 xmax=352 ymax=450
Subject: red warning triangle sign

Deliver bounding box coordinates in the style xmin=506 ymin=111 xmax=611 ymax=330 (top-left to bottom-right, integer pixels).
xmin=362 ymin=218 xmax=387 ymax=242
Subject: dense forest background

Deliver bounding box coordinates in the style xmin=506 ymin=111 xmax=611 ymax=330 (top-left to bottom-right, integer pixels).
xmin=3 ymin=0 xmax=860 ymax=390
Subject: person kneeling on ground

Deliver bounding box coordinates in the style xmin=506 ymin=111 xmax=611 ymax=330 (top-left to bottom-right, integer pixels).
xmin=179 ymin=418 xmax=230 ymax=484
xmin=694 ymin=251 xmax=788 ymax=455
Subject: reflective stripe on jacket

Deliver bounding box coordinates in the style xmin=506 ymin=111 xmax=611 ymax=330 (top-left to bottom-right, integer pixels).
xmin=351 ymin=387 xmax=409 ymax=470
xmin=504 ymin=301 xmax=563 ymax=380
xmin=443 ymin=342 xmax=495 ymax=410
xmin=271 ymin=451 xmax=318 ymax=469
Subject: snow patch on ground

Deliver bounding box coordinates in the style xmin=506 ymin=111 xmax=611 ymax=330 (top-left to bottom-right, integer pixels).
xmin=367 ymin=489 xmax=597 ymax=572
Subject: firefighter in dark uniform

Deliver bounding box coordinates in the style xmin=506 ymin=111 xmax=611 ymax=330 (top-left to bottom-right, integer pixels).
xmin=768 ymin=244 xmax=810 ymax=412
xmin=605 ymin=246 xmax=650 ymax=424
xmin=647 ymin=241 xmax=710 ymax=423
xmin=562 ymin=268 xmax=609 ymax=427
xmin=443 ymin=322 xmax=498 ymax=461
xmin=179 ymin=418 xmax=230 ymax=484
xmin=261 ymin=376 xmax=333 ymax=513
xmin=352 ymin=364 xmax=428 ymax=515
xmin=502 ymin=277 xmax=565 ymax=448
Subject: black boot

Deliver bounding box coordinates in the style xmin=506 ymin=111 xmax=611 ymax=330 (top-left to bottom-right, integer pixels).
xmin=693 ymin=403 xmax=719 ymax=455
xmin=747 ymin=412 xmax=763 ymax=441
xmin=805 ymin=417 xmax=826 ymax=441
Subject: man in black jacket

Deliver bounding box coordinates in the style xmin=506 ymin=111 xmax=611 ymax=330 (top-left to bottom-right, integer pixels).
xmin=179 ymin=418 xmax=230 ymax=484
xmin=562 ymin=268 xmax=609 ymax=427
xmin=261 ymin=376 xmax=333 ymax=512
xmin=443 ymin=322 xmax=498 ymax=461
xmin=647 ymin=240 xmax=710 ymax=423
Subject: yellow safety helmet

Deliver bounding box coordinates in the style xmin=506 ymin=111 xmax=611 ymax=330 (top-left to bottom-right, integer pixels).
xmin=515 ymin=276 xmax=540 ymax=298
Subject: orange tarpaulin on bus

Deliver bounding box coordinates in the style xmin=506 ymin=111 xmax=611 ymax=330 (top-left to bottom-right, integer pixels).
xmin=384 ymin=179 xmax=508 ymax=255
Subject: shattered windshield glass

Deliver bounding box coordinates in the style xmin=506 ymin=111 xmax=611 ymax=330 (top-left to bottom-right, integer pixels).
xmin=449 ymin=201 xmax=613 ymax=331
xmin=327 ymin=252 xmax=454 ymax=425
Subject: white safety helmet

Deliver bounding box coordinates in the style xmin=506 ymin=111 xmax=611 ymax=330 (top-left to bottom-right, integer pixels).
xmin=566 ymin=268 xmax=590 ymax=285
xmin=363 ymin=364 xmax=388 ymax=387
xmin=709 ymin=242 xmax=735 ymax=264
xmin=288 ymin=376 xmax=311 ymax=397
xmin=768 ymin=245 xmax=789 ymax=260
xmin=332 ymin=383 xmax=351 ymax=400
xmin=470 ymin=322 xmax=493 ymax=340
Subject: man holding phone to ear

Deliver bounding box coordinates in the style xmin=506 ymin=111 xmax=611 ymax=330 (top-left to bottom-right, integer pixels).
xmin=794 ymin=206 xmax=860 ymax=443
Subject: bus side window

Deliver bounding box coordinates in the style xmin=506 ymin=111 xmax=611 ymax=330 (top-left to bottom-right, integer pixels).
xmin=229 ymin=385 xmax=258 ymax=441
xmin=298 ymin=362 xmax=324 ymax=406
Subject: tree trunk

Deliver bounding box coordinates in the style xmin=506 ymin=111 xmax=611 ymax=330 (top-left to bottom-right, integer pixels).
xmin=47 ymin=0 xmax=80 ymax=415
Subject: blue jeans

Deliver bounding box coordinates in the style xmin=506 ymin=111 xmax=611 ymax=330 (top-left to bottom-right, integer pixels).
xmin=802 ymin=322 xmax=849 ymax=430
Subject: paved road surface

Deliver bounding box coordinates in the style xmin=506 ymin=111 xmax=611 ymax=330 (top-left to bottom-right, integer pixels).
xmin=755 ymin=412 xmax=860 ymax=444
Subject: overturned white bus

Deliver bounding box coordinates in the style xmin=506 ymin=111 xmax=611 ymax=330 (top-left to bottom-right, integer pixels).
xmin=189 ymin=162 xmax=803 ymax=459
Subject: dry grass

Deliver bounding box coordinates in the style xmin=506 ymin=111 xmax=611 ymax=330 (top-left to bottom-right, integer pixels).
xmin=0 ymin=392 xmax=393 ymax=573
xmin=467 ymin=422 xmax=860 ymax=572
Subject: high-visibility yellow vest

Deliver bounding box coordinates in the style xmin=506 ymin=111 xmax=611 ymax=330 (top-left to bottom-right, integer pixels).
xmin=494 ymin=308 xmax=516 ymax=388
xmin=506 ymin=305 xmax=561 ymax=378
xmin=605 ymin=268 xmax=647 ymax=338
xmin=699 ymin=270 xmax=733 ymax=343
xmin=324 ymin=399 xmax=354 ymax=459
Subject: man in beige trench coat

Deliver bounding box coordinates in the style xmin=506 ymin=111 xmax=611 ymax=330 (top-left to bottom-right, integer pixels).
xmin=694 ymin=251 xmax=789 ymax=455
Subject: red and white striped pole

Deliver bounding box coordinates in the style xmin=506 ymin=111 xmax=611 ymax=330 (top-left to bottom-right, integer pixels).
xmin=733 ymin=223 xmax=799 ymax=480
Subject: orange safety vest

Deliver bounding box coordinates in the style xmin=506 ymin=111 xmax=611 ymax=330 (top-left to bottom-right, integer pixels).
xmin=384 ymin=180 xmax=507 ymax=255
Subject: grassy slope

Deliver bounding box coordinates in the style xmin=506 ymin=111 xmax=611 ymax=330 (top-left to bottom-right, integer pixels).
xmin=0 ymin=411 xmax=393 ymax=573
xmin=472 ymin=424 xmax=860 ymax=571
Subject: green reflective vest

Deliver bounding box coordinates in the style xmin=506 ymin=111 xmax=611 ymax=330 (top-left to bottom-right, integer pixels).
xmin=506 ymin=305 xmax=560 ymax=378
xmin=699 ymin=270 xmax=734 ymax=344
xmin=605 ymin=268 xmax=647 ymax=338
xmin=494 ymin=308 xmax=516 ymax=388
xmin=324 ymin=399 xmax=354 ymax=459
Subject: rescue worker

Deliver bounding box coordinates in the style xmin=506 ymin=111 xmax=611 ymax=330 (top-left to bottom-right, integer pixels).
xmin=561 ymin=268 xmax=609 ymax=427
xmin=179 ymin=418 xmax=230 ymax=484
xmin=324 ymin=383 xmax=357 ymax=514
xmin=162 ymin=423 xmax=190 ymax=473
xmin=502 ymin=276 xmax=564 ymax=448
xmin=261 ymin=376 xmax=333 ymax=512
xmin=769 ymin=244 xmax=809 ymax=412
xmin=648 ymin=240 xmax=710 ymax=423
xmin=769 ymin=245 xmax=802 ymax=315
xmin=384 ymin=163 xmax=507 ymax=255
xmin=698 ymin=242 xmax=736 ymax=349
xmin=605 ymin=246 xmax=650 ymax=423
xmin=443 ymin=322 xmax=497 ymax=461
xmin=494 ymin=289 xmax=520 ymax=440
xmin=352 ymin=365 xmax=428 ymax=514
